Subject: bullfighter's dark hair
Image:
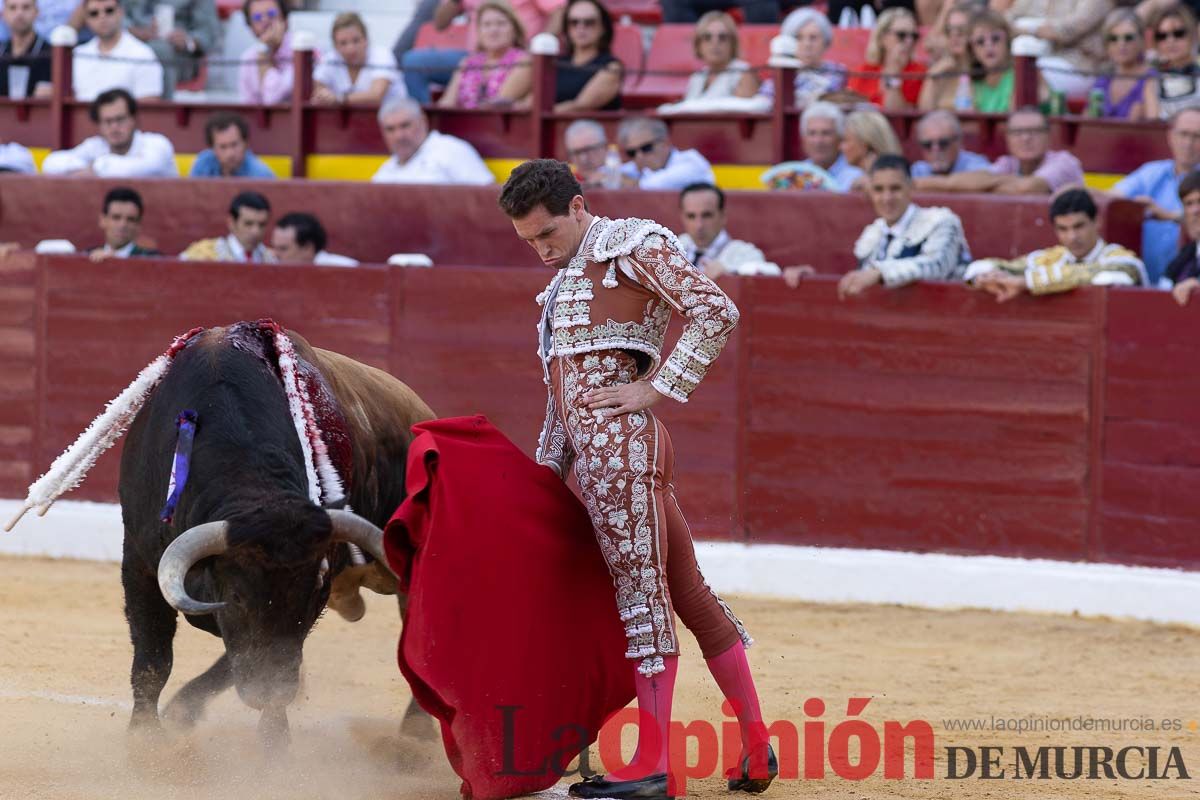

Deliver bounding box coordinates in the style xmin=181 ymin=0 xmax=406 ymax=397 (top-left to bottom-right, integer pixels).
xmin=498 ymin=159 xmax=582 ymax=218
xmin=102 ymin=186 xmax=144 ymax=217
xmin=229 ymin=191 xmax=271 ymax=220
xmin=276 ymin=212 xmax=327 ymax=253
xmin=869 ymin=153 xmax=911 ymax=178
xmin=679 ymin=182 xmax=724 ymax=210
xmin=89 ymin=88 xmax=136 ymax=123
xmin=1049 ymin=188 xmax=1097 ymax=222
xmin=204 ymin=111 xmax=251 ymax=147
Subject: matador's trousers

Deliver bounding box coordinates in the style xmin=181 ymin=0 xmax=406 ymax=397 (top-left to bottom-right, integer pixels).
xmin=549 ymin=350 xmax=752 ymax=676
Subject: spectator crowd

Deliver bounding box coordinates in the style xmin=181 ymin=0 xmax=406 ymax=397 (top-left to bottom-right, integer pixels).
xmin=0 ymin=0 xmax=1199 ymax=299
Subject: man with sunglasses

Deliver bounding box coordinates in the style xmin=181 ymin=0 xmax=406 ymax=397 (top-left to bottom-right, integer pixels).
xmin=71 ymin=0 xmax=162 ymax=101
xmin=564 ymin=118 xmax=610 ymax=188
xmin=910 ymin=110 xmax=991 ymax=178
xmin=1107 ymin=107 xmax=1200 ymax=284
xmin=238 ymin=0 xmax=292 ymax=104
xmin=913 ymin=107 xmax=1083 ymax=195
xmin=615 ymin=116 xmax=714 ymax=191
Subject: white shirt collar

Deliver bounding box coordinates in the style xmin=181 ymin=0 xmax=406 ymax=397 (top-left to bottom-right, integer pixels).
xmin=574 ymin=216 xmax=603 ymax=261
xmin=1070 ymin=239 xmax=1106 ymax=264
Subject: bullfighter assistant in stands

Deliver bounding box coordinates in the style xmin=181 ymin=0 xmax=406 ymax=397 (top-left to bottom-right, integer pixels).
xmin=498 ymin=159 xmax=776 ymax=800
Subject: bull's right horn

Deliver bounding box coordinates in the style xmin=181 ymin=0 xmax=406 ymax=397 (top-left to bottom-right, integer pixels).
xmin=157 ymin=521 xmax=229 ymax=615
xmin=327 ymin=510 xmax=397 ymax=578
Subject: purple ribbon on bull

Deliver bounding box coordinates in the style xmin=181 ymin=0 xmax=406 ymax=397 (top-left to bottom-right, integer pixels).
xmin=160 ymin=410 xmax=198 ymax=524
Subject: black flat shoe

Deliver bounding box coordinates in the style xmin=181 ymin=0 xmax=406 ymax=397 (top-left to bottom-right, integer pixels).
xmin=569 ymin=772 xmax=673 ymax=799
xmin=727 ymin=744 xmax=778 ymax=793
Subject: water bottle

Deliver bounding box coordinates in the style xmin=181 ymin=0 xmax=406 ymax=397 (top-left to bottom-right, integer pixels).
xmin=953 ymin=74 xmax=973 ymax=111
xmin=602 ymin=144 xmax=622 ymax=190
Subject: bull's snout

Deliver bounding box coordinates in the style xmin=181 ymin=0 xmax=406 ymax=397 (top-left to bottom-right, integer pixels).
xmin=236 ymin=674 xmax=299 ymax=711
xmin=230 ymin=648 xmax=301 ymax=710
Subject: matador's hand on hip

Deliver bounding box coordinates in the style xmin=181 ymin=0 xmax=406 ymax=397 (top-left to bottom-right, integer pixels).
xmin=583 ymin=380 xmax=665 ymax=417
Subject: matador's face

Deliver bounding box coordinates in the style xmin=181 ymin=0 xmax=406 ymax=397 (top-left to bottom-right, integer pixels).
xmin=512 ymin=196 xmax=588 ymax=270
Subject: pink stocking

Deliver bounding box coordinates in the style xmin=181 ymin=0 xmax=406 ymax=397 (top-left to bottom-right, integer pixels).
xmin=604 ymin=656 xmax=678 ymax=781
xmin=705 ymin=643 xmax=769 ymax=771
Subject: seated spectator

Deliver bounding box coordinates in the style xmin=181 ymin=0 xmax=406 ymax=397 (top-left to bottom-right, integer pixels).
xmin=1109 ymin=107 xmax=1200 ymax=284
xmin=676 ymin=183 xmax=780 ymax=277
xmin=555 ymin=0 xmax=621 ymax=112
xmin=1091 ymin=8 xmax=1154 ymax=120
xmin=841 ymin=108 xmax=903 ymax=185
xmin=682 ymin=11 xmax=758 ymax=102
xmin=189 ymin=112 xmax=276 ymax=178
xmin=763 ymin=101 xmax=864 ymax=191
xmin=438 ymin=0 xmax=530 ymax=109
xmin=43 ymin=88 xmax=177 ymax=176
xmin=564 ymin=117 xmax=610 ymax=187
xmin=402 ymin=0 xmax=562 ymax=104
xmin=661 ymin=0 xmax=778 ymax=24
xmin=919 ymin=2 xmax=974 ymax=110
xmin=786 ymin=154 xmax=970 ymax=296
xmin=963 ymin=9 xmax=1016 ymax=113
xmin=846 ymin=8 xmax=927 ymax=110
xmin=181 ymin=191 xmax=276 ymax=262
xmin=1163 ymin=170 xmax=1200 ymax=301
xmin=313 ymin=12 xmax=405 ymax=106
xmin=239 ymin=0 xmax=292 ymax=104
xmin=1146 ymin=4 xmax=1200 ymax=119
xmin=616 ymin=116 xmax=714 ymax=190
xmin=759 ymin=8 xmax=847 ymax=107
xmin=0 ymin=0 xmax=85 ymax=40
xmin=911 ymin=110 xmax=991 ymax=176
xmin=271 ymin=212 xmax=358 ymax=266
xmin=1005 ymin=0 xmax=1110 ymax=100
xmin=0 ymin=137 xmax=34 ymax=172
xmin=88 ymin=186 xmax=160 ymax=261
xmin=124 ymin=0 xmax=220 ymax=99
xmin=913 ymin=107 xmax=1082 ymax=194
xmin=72 ymin=0 xmax=162 ymax=100
xmin=371 ymin=97 xmax=494 ymax=184
xmin=965 ymin=188 xmax=1145 ymax=299
xmin=0 ymin=0 xmax=51 ymax=98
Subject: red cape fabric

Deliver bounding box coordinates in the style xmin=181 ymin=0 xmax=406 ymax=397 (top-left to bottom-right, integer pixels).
xmin=384 ymin=416 xmax=636 ymax=799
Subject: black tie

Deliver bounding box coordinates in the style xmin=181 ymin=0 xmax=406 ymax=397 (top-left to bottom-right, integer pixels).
xmin=879 ymin=232 xmax=893 ymax=261
xmin=694 ymin=248 xmax=706 ymax=262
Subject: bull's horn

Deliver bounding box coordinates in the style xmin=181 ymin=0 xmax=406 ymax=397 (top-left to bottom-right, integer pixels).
xmin=157 ymin=521 xmax=229 ymax=615
xmin=327 ymin=510 xmax=396 ymax=577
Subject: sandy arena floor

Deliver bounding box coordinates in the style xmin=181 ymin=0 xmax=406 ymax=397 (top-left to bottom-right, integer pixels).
xmin=1 ymin=555 xmax=1198 ymax=800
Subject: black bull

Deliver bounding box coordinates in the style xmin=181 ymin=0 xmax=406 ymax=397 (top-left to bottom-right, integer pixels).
xmin=118 ymin=325 xmax=434 ymax=744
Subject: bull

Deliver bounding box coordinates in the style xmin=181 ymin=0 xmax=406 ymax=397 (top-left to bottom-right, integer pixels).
xmin=119 ymin=323 xmax=433 ymax=745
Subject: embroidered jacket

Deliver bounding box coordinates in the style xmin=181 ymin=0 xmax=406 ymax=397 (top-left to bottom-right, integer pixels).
xmin=852 ymin=204 xmax=970 ymax=287
xmin=963 ymin=240 xmax=1146 ymax=294
xmin=535 ymin=216 xmax=739 ymax=474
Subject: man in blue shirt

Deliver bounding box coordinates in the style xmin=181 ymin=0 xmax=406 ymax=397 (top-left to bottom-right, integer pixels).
xmin=189 ymin=112 xmax=276 ymax=179
xmin=1110 ymin=107 xmax=1200 ymax=284
xmin=910 ymin=110 xmax=991 ymax=178
xmin=797 ymin=101 xmax=863 ymax=191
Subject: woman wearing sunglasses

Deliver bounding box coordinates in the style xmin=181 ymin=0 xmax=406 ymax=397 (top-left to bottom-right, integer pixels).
xmin=555 ymin=0 xmax=623 ymax=111
xmin=1090 ymin=8 xmax=1154 ymax=119
xmin=238 ymin=0 xmax=293 ymax=104
xmin=846 ymin=8 xmax=927 ymax=110
xmin=919 ymin=2 xmax=977 ymax=111
xmin=964 ymin=9 xmax=1017 ymax=112
xmin=1147 ymin=3 xmax=1200 ymax=119
xmin=681 ymin=11 xmax=759 ymax=101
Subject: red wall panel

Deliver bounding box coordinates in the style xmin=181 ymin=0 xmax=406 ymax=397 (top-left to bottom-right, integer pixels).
xmin=0 ymin=252 xmax=38 ymax=498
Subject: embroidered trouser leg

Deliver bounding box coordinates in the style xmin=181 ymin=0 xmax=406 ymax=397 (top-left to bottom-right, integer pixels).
xmin=551 ymin=351 xmax=751 ymax=677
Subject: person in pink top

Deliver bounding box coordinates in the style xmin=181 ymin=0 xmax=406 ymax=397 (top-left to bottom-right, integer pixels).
xmin=402 ymin=0 xmax=562 ymax=103
xmin=439 ymin=0 xmax=531 ymax=108
xmin=238 ymin=0 xmax=293 ymax=104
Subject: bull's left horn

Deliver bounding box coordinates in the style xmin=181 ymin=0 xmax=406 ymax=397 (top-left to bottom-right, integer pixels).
xmin=327 ymin=511 xmax=396 ymax=577
xmin=157 ymin=521 xmax=229 ymax=615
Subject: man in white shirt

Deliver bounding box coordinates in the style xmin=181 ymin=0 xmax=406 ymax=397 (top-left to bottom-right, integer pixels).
xmin=675 ymin=183 xmax=779 ymax=278
xmin=42 ymin=88 xmax=178 ymax=176
xmin=370 ymin=97 xmax=494 ymax=185
xmin=616 ymin=116 xmax=714 ymax=191
xmin=271 ymin=212 xmax=359 ymax=266
xmin=72 ymin=0 xmax=162 ymax=100
xmin=0 ymin=140 xmax=35 ymax=172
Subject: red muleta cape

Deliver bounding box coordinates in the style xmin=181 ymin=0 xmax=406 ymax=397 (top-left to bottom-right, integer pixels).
xmin=384 ymin=416 xmax=636 ymax=799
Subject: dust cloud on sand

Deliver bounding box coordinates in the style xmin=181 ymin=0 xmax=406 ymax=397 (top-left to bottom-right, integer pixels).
xmin=3 ymin=556 xmax=1200 ymax=800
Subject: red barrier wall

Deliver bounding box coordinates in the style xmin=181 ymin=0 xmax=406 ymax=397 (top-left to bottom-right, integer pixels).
xmin=0 ymin=177 xmax=1144 ymax=273
xmin=4 ymin=258 xmax=1199 ymax=568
